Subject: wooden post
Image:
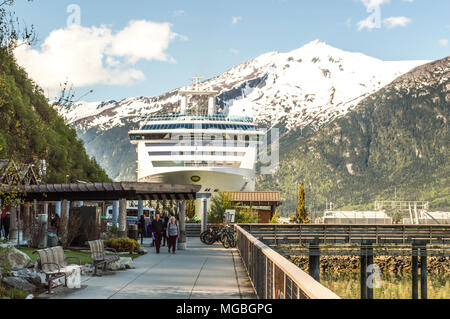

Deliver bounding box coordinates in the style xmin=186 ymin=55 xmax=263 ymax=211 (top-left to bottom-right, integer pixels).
xmin=420 ymin=244 xmax=428 ymax=299
xmin=9 ymin=206 xmax=18 ymax=242
xmin=366 ymin=242 xmax=374 ymax=299
xmin=23 ymin=203 xmax=31 ymax=240
xmin=201 ymin=198 xmax=208 ymax=233
xmin=360 ymin=243 xmax=367 ymax=299
xmin=138 ymin=200 xmax=144 ymax=218
xmin=412 ymin=243 xmax=419 ymax=300
xmin=112 ymin=200 xmax=119 ymax=226
xmin=178 ymin=201 xmax=187 ymax=250
xmin=118 ymin=198 xmax=127 ymax=238
xmin=44 ymin=202 xmax=49 ymax=232
xmin=308 ymin=239 xmax=320 ymax=283
xmin=61 ymin=199 xmax=68 ymax=238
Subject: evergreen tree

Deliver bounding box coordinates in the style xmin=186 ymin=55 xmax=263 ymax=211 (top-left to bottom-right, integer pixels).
xmin=296 ymin=183 xmax=310 ymax=223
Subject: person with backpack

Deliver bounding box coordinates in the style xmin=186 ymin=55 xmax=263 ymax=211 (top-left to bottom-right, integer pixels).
xmin=166 ymin=216 xmax=180 ymax=254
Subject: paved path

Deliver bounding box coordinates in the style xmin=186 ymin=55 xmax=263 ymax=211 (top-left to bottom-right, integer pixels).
xmin=50 ymin=238 xmax=255 ymax=299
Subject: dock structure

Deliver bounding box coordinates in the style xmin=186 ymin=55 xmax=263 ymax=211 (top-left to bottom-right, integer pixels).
xmin=238 ymin=224 xmax=450 ymax=299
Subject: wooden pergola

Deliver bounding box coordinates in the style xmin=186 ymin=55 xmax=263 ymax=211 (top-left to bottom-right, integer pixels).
xmin=0 ymin=182 xmax=201 ymax=201
xmin=1 ymin=182 xmax=201 ymax=241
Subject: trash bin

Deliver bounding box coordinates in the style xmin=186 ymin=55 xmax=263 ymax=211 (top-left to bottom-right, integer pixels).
xmin=128 ymin=224 xmax=138 ymax=240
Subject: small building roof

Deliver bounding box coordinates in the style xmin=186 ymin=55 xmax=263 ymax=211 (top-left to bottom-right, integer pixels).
xmin=224 ymin=191 xmax=282 ymax=207
xmin=0 ymin=182 xmax=201 ymax=201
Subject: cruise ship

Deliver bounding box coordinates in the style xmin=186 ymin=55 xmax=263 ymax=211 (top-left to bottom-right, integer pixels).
xmin=129 ymin=78 xmax=266 ymax=216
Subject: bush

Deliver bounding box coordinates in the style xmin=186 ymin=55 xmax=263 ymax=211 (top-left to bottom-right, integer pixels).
xmin=235 ymin=208 xmax=259 ymax=223
xmin=105 ymin=238 xmax=140 ymax=253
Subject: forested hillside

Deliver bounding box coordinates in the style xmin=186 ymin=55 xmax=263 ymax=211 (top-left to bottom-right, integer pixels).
xmin=257 ymin=57 xmax=450 ymax=214
xmin=0 ymin=49 xmax=110 ymax=183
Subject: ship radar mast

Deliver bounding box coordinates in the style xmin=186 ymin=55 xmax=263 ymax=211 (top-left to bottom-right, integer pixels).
xmin=179 ymin=77 xmax=220 ymax=115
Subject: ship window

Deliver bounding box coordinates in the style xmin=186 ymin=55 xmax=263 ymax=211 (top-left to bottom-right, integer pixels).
xmin=245 ymin=135 xmax=250 ymax=147
xmin=149 ymin=152 xmax=172 ymax=156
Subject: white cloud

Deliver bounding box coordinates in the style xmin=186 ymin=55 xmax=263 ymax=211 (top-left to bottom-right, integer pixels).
xmin=231 ymin=16 xmax=242 ymax=25
xmin=357 ymin=16 xmax=379 ymax=31
xmin=229 ymin=49 xmax=239 ymax=55
xmin=14 ymin=20 xmax=185 ymax=93
xmin=383 ymin=16 xmax=412 ymax=28
xmin=360 ymin=0 xmax=391 ymax=10
xmin=173 ymin=10 xmax=185 ymax=17
xmin=439 ymin=39 xmax=448 ymax=47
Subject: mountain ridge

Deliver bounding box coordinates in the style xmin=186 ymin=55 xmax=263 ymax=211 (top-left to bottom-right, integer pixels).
xmin=54 ymin=40 xmax=430 ymax=181
xmin=257 ymin=56 xmax=450 ymax=214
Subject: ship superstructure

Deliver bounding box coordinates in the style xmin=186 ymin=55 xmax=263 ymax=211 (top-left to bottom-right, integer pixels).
xmin=129 ymin=78 xmax=266 ymax=216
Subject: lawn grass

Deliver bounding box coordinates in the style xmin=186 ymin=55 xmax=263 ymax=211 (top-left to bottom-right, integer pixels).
xmin=18 ymin=247 xmax=141 ymax=265
xmin=0 ymin=283 xmax=29 ymax=299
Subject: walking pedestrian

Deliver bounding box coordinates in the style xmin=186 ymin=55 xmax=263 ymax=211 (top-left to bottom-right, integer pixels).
xmin=3 ymin=211 xmax=10 ymax=240
xmin=138 ymin=215 xmax=146 ymax=245
xmin=166 ymin=216 xmax=180 ymax=254
xmin=151 ymin=213 xmax=164 ymax=254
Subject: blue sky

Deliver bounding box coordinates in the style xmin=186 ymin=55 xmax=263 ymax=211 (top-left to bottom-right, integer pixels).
xmin=12 ymin=0 xmax=450 ymax=102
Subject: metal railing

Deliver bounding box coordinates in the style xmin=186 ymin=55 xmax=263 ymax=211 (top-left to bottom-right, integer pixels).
xmin=235 ymin=225 xmax=340 ymax=299
xmin=241 ymin=224 xmax=450 ymax=245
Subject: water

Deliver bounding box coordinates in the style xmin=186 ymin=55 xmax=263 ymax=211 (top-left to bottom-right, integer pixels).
xmin=320 ymin=272 xmax=450 ymax=299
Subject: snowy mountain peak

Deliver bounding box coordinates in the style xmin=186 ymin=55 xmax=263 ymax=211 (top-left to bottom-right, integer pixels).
xmin=55 ymin=41 xmax=429 ymax=133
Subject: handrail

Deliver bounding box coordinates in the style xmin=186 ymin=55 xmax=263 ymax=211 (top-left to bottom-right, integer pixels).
xmin=238 ymin=224 xmax=450 ymax=245
xmin=235 ymin=225 xmax=340 ymax=299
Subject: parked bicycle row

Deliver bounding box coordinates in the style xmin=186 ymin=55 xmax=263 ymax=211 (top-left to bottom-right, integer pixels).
xmin=200 ymin=224 xmax=236 ymax=248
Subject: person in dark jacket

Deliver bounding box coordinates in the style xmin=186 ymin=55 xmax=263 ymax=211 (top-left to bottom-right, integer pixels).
xmin=138 ymin=215 xmax=146 ymax=245
xmin=3 ymin=212 xmax=10 ymax=240
xmin=151 ymin=213 xmax=164 ymax=254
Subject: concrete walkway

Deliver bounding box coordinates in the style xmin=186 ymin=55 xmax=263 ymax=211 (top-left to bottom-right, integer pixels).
xmin=49 ymin=238 xmax=256 ymax=299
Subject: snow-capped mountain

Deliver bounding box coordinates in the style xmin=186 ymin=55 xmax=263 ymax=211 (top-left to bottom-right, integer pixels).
xmin=54 ymin=40 xmax=429 ymax=181
xmin=57 ymin=40 xmax=428 ymax=133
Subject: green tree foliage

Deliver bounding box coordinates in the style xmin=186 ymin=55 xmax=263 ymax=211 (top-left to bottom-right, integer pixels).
xmin=208 ymin=192 xmax=259 ymax=224
xmin=186 ymin=200 xmax=196 ymax=221
xmin=270 ymin=210 xmax=281 ymax=224
xmin=208 ymin=192 xmax=238 ymax=223
xmin=0 ymin=49 xmax=110 ymax=183
xmin=235 ymin=207 xmax=259 ymax=224
xmin=296 ymin=183 xmax=310 ymax=223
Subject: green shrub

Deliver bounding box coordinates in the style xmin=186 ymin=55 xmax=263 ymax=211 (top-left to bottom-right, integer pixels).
xmin=105 ymin=238 xmax=140 ymax=253
xmin=0 ymin=283 xmax=29 ymax=299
